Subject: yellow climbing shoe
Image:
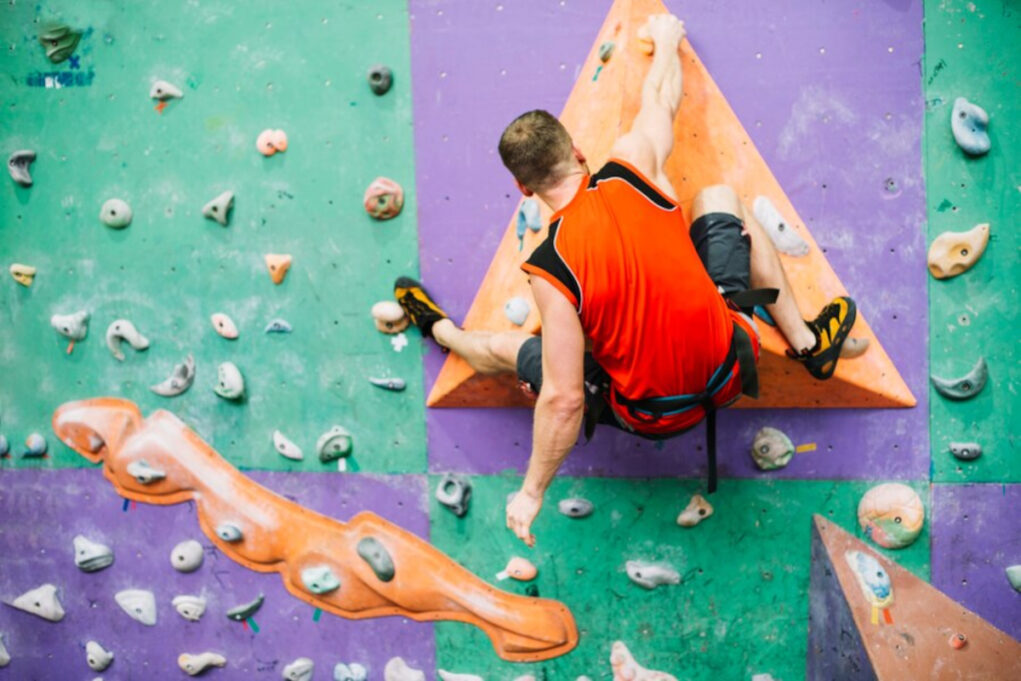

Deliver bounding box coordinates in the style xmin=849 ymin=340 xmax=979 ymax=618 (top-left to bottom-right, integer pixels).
xmin=787 ymin=296 xmax=857 ymax=380
xmin=394 ymin=276 xmax=449 ymax=339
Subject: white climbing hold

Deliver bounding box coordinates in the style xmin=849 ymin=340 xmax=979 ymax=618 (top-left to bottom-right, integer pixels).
xmin=610 ymin=641 xmax=678 ymax=681
xmin=51 ymin=310 xmax=90 ymax=341
xmin=316 ymin=425 xmax=353 ymax=463
xmin=86 ymin=640 xmax=114 ymax=671
xmin=265 ymin=318 xmax=292 ymax=333
xmin=369 ymin=376 xmax=407 ymax=391
xmin=0 ymin=633 xmax=9 ymax=667
xmin=676 ymin=493 xmax=714 ymax=527
xmin=214 ymin=361 xmax=245 ymax=400
xmin=211 ymin=313 xmax=239 ymax=339
xmin=215 ymin=523 xmax=243 ymax=543
xmin=202 ymin=190 xmax=234 ymax=226
xmin=170 ymin=539 xmax=204 ymax=573
xmin=114 ymin=589 xmax=157 ymax=626
xmin=384 ymin=657 xmax=425 ymax=681
xmin=9 ymin=263 xmax=36 ymax=287
xmin=178 ymin=652 xmax=226 ymax=676
xmin=504 ymin=296 xmax=531 ymax=326
xmin=372 ymin=301 xmax=409 ymax=334
xmin=99 ymin=198 xmax=132 ymax=229
xmin=23 ymin=432 xmax=47 ymax=457
xmin=172 ymin=594 xmax=206 ymax=621
xmin=753 ymin=196 xmax=810 ymax=257
xmin=105 ymin=319 xmax=150 ymax=361
xmin=150 ymin=354 xmax=196 ymax=396
xmin=127 ymin=459 xmax=166 ymax=484
xmin=334 ymin=662 xmax=368 ymax=681
xmin=8 ymin=149 xmax=35 ymax=186
xmin=73 ymin=535 xmax=114 ymax=572
xmin=750 ymin=427 xmax=795 ymax=471
xmin=272 ymin=430 xmax=303 ymax=461
xmin=625 ymin=561 xmax=680 ymax=590
xmin=951 ymin=97 xmax=990 ymax=156
xmin=283 ymin=657 xmax=315 ymax=681
xmin=558 ymin=497 xmax=594 ymax=518
xmin=438 ymin=672 xmax=484 ymax=681
xmin=1006 ymin=565 xmax=1021 ymax=592
xmin=150 ymin=79 xmax=183 ymax=100
xmin=9 ymin=584 xmax=64 ymax=621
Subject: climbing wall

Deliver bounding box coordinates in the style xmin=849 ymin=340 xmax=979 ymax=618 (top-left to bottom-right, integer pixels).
xmin=0 ymin=0 xmax=1017 ymax=679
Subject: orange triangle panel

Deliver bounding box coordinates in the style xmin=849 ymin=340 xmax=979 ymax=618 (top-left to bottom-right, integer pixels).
xmin=808 ymin=515 xmax=1021 ymax=679
xmin=428 ymin=0 xmax=915 ymax=409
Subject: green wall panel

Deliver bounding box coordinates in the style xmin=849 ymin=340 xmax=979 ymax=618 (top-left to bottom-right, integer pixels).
xmin=431 ymin=476 xmax=930 ymax=679
xmin=0 ymin=0 xmax=425 ymax=473
xmin=923 ymin=0 xmax=1020 ymax=482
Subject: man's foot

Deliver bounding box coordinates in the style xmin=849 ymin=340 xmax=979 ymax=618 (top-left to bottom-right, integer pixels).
xmin=786 ymin=296 xmax=857 ymax=380
xmin=394 ymin=276 xmax=449 ymax=339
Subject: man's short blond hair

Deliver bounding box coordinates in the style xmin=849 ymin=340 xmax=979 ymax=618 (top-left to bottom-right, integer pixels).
xmin=498 ymin=110 xmax=575 ymax=192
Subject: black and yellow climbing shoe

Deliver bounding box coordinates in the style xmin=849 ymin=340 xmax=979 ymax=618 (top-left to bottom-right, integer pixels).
xmin=394 ymin=276 xmax=449 ymax=339
xmin=787 ymin=296 xmax=857 ymax=380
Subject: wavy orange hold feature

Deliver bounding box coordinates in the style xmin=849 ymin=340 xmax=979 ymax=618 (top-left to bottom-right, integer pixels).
xmin=51 ymin=398 xmax=578 ymax=662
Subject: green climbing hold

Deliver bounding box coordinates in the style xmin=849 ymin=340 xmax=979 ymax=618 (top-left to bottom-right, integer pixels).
xmin=356 ymin=536 xmax=395 ymax=582
xmin=38 ymin=22 xmax=81 ymax=63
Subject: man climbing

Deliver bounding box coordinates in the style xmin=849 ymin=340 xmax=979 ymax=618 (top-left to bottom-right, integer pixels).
xmin=394 ymin=14 xmax=858 ymax=547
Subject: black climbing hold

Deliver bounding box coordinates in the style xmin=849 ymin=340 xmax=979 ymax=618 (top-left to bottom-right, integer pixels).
xmin=367 ymin=64 xmax=393 ymax=95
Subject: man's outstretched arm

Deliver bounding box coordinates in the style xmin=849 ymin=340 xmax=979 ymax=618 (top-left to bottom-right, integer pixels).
xmin=610 ymin=14 xmax=686 ymax=198
xmin=506 ymin=276 xmax=586 ymax=547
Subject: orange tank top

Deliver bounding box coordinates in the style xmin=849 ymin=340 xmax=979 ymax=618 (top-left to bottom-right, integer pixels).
xmin=521 ymin=159 xmax=753 ymax=434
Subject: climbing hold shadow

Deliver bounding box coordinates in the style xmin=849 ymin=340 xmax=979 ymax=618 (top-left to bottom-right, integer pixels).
xmin=951 ymin=97 xmax=990 ymax=156
xmin=948 ymin=442 xmax=982 ymax=461
xmin=927 ymin=223 xmax=989 ymax=279
xmin=357 ymin=536 xmax=396 ymax=582
xmin=150 ymin=354 xmax=196 ymax=397
xmin=202 ymin=190 xmax=234 ymax=226
xmin=753 ymin=196 xmax=809 ymax=257
xmin=435 ymin=474 xmax=472 ymax=517
xmin=364 ymin=177 xmax=404 ymax=219
xmin=931 ymin=356 xmax=988 ymax=401
xmin=99 ymin=198 xmax=132 ymax=229
xmin=7 ymin=150 xmax=35 ymax=186
xmin=367 ymin=64 xmax=393 ymax=95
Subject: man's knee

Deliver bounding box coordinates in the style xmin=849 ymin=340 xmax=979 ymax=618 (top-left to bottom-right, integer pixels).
xmin=692 ymin=184 xmax=740 ymax=219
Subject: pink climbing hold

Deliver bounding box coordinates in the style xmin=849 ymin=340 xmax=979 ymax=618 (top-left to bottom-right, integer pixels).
xmin=363 ymin=177 xmax=404 ymax=220
xmin=256 ymin=129 xmax=288 ymax=156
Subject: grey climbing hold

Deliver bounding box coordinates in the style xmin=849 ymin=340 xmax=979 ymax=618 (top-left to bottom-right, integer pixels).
xmin=557 ymin=497 xmax=594 ymax=518
xmin=334 ymin=662 xmax=368 ymax=681
xmin=73 ymin=535 xmax=114 ymax=572
xmin=0 ymin=633 xmax=8 ymax=667
xmin=150 ymin=354 xmax=196 ymax=396
xmin=357 ymin=536 xmax=395 ymax=582
xmin=0 ymin=434 xmax=7 ymax=457
xmin=86 ymin=640 xmax=114 ymax=671
xmin=369 ymin=376 xmax=406 ymax=392
xmin=179 ymin=652 xmax=226 ymax=676
xmin=283 ymin=657 xmax=315 ymax=681
xmin=38 ymin=22 xmax=81 ymax=63
xmin=949 ymin=442 xmax=982 ymax=461
xmin=753 ymin=196 xmax=810 ymax=257
xmin=9 ymin=584 xmax=65 ymax=621
xmin=172 ymin=594 xmax=206 ymax=621
xmin=750 ymin=426 xmax=795 ymax=470
xmin=150 ymin=79 xmax=183 ymax=100
xmin=625 ymin=560 xmax=680 ymax=590
xmin=385 ymin=657 xmax=425 ymax=681
xmin=265 ymin=318 xmax=293 ymax=333
xmin=23 ymin=432 xmax=47 ymax=457
xmin=516 ymin=198 xmax=543 ymax=247
xmin=214 ymin=361 xmax=245 ymax=400
xmin=225 ymin=594 xmax=264 ymax=622
xmin=951 ymin=97 xmax=990 ymax=156
xmin=51 ymin=310 xmax=90 ymax=341
xmin=300 ymin=565 xmax=340 ymax=594
xmin=272 ymin=430 xmax=303 ymax=461
xmin=367 ymin=64 xmax=393 ymax=95
xmin=127 ymin=459 xmax=165 ymax=484
xmin=114 ymin=589 xmax=156 ymax=626
xmin=316 ymin=425 xmax=353 ymax=463
xmin=435 ymin=473 xmax=472 ymax=517
xmin=8 ymin=150 xmax=35 ymax=186
xmin=170 ymin=539 xmax=204 ymax=573
xmin=105 ymin=319 xmax=150 ymax=361
xmin=931 ymin=356 xmax=988 ymax=401
xmin=202 ymin=190 xmax=234 ymax=226
xmin=598 ymin=41 xmax=616 ymax=62
xmin=215 ymin=522 xmax=243 ymax=543
xmin=504 ymin=297 xmax=530 ymax=326
xmin=1006 ymin=565 xmax=1021 ymax=592
xmin=99 ymin=198 xmax=133 ymax=229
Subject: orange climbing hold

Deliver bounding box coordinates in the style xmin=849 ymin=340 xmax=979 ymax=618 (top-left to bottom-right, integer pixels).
xmin=51 ymin=398 xmax=578 ymax=662
xmin=264 ymin=253 xmax=292 ymax=285
xmin=427 ymin=0 xmax=915 ymax=411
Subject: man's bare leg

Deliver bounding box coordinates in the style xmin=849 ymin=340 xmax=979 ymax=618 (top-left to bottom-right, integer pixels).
xmin=432 ymin=319 xmax=532 ymax=375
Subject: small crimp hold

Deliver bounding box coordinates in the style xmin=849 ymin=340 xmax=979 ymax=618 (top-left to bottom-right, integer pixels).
xmin=598 ymin=41 xmax=616 ymax=62
xmin=86 ymin=640 xmax=114 ymax=671
xmin=151 ymin=354 xmax=196 ymax=397
xmin=272 ymin=430 xmax=303 ymax=461
xmin=369 ymin=376 xmax=406 ymax=391
xmin=265 ymin=253 xmax=293 ymax=284
xmin=284 ymin=657 xmax=315 ymax=681
xmin=316 ymin=425 xmax=353 ymax=463
xmin=9 ymin=263 xmax=36 ymax=287
xmin=265 ymin=318 xmax=292 ymax=333
xmin=372 ymin=300 xmax=409 ymax=334
xmin=215 ymin=522 xmax=243 ymax=543
xmin=51 ymin=310 xmax=90 ymax=341
xmin=357 ymin=536 xmax=396 ymax=582
xmin=301 ymin=565 xmax=341 ymax=594
xmin=496 ymin=556 xmax=537 ymax=582
xmin=676 ymin=493 xmax=714 ymax=527
xmin=948 ymin=442 xmax=982 ymax=461
xmin=225 ymin=594 xmax=264 ymax=621
xmin=105 ymin=319 xmax=150 ymax=361
xmin=256 ymin=129 xmax=288 ymax=156
xmin=99 ymin=198 xmax=132 ymax=229
xmin=625 ymin=560 xmax=680 ymax=589
xmin=557 ymin=497 xmax=594 ymax=518
xmin=214 ymin=361 xmax=245 ymax=400
xmin=179 ymin=652 xmax=227 ymax=676
xmin=127 ymin=459 xmax=166 ymax=484
xmin=435 ymin=473 xmax=472 ymax=517
xmin=753 ymin=195 xmax=810 ymax=257
xmin=363 ymin=177 xmax=404 ymax=220
xmin=367 ymin=64 xmax=393 ymax=95
xmin=334 ymin=662 xmax=369 ymax=681
xmin=951 ymin=97 xmax=990 ymax=156
xmin=202 ymin=190 xmax=234 ymax=226
xmin=931 ymin=356 xmax=988 ymax=401
xmin=172 ymin=594 xmax=207 ymax=621
xmin=23 ymin=432 xmax=47 ymax=457
xmin=150 ymin=79 xmax=183 ymax=100
xmin=211 ymin=313 xmax=239 ymax=339
xmin=8 ymin=150 xmax=36 ymax=186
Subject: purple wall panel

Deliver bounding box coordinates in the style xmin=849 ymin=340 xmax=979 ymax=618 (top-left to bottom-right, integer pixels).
xmin=410 ymin=0 xmax=928 ymax=479
xmin=0 ymin=469 xmax=433 ymax=678
xmin=931 ymin=483 xmax=1021 ymax=639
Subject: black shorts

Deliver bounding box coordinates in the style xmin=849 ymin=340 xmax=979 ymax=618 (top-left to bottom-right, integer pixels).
xmin=515 ymin=210 xmax=750 ymax=427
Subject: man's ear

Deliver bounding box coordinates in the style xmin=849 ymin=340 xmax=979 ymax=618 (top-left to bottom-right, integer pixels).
xmin=572 ymin=145 xmax=587 ymax=165
xmin=514 ymin=178 xmax=534 ymax=197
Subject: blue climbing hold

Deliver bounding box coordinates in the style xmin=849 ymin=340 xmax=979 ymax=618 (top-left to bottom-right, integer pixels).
xmin=264 ymin=318 xmax=292 ymax=334
xmin=516 ymin=198 xmax=542 ymax=250
xmin=951 ymin=97 xmax=990 ymax=156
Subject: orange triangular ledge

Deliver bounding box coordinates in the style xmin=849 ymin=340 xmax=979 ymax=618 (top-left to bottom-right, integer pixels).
xmin=428 ymin=0 xmax=914 ymax=409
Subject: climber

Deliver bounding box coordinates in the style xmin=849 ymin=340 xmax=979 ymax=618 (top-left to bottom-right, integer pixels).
xmin=394 ymin=13 xmax=858 ymax=547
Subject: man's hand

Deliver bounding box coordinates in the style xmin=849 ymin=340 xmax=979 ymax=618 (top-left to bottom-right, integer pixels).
xmin=506 ymin=488 xmax=543 ymax=547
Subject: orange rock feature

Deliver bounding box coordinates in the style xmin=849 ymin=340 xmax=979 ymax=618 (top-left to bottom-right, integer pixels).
xmin=51 ymin=398 xmax=578 ymax=662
